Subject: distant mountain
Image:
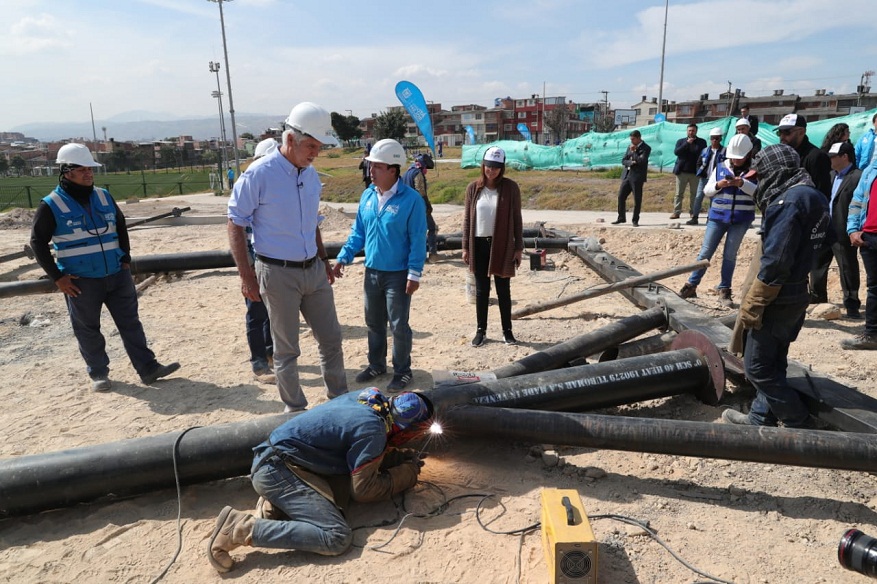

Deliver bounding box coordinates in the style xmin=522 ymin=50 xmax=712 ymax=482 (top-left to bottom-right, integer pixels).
xmin=11 ymin=113 xmax=287 ymax=142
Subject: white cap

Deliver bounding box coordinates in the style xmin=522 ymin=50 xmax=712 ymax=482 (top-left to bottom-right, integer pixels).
xmin=483 ymin=146 xmax=506 ymax=167
xmin=735 ymin=118 xmax=751 ymax=128
xmin=709 ymin=127 xmax=723 ymax=137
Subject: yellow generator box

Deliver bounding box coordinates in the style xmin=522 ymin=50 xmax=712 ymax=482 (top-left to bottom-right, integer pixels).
xmin=541 ymin=488 xmax=598 ymax=584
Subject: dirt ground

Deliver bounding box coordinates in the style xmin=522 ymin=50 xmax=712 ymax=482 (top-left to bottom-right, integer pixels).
xmin=0 ymin=193 xmax=876 ymax=584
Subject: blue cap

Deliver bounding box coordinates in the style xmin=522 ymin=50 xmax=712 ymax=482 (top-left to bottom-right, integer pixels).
xmin=390 ymin=392 xmax=430 ymax=430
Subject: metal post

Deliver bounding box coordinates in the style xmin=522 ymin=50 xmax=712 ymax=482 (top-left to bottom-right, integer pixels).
xmin=209 ymin=0 xmax=241 ymax=179
xmin=657 ymin=0 xmax=669 ymax=120
xmin=209 ymin=61 xmax=228 ymax=189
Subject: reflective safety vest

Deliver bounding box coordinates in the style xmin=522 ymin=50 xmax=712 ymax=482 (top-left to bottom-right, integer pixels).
xmin=708 ymin=163 xmax=756 ymax=225
xmin=43 ymin=186 xmax=123 ymax=278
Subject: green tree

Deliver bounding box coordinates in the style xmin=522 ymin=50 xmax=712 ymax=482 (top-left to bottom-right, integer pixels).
xmin=0 ymin=157 xmax=8 ymax=176
xmin=330 ymin=112 xmax=363 ymax=145
xmin=373 ymin=110 xmax=406 ymax=142
xmin=240 ymin=132 xmax=255 ymax=140
xmin=593 ymin=110 xmax=617 ymax=133
xmin=201 ymin=150 xmax=218 ymax=165
xmin=159 ymin=146 xmax=176 ymax=169
xmin=11 ymin=155 xmax=27 ymax=175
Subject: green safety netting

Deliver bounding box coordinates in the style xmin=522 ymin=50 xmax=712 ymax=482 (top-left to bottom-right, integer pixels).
xmin=461 ymin=109 xmax=877 ymax=170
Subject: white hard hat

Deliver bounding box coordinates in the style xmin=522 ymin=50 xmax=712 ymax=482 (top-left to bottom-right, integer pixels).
xmin=253 ymin=138 xmax=278 ymax=159
xmin=725 ymin=134 xmax=753 ymax=159
xmin=56 ymin=143 xmax=101 ymax=167
xmin=365 ymin=139 xmax=406 ymax=166
xmin=284 ymin=102 xmax=339 ymax=146
xmin=709 ymin=127 xmax=723 ymax=137
xmin=735 ymin=117 xmax=751 ymax=128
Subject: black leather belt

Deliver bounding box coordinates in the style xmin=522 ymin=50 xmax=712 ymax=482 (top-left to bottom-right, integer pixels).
xmin=256 ymin=254 xmax=317 ymax=268
xmin=475 ymin=236 xmax=492 ymax=242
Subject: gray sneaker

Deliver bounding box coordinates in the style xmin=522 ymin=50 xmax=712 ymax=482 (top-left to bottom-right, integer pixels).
xmin=92 ymin=377 xmax=112 ymax=392
xmin=840 ymin=334 xmax=877 ymax=350
xmin=721 ymin=409 xmax=751 ymax=425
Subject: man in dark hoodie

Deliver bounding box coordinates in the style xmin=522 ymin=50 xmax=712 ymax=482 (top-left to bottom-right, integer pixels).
xmin=725 ymin=144 xmax=830 ymax=428
xmin=30 ymin=144 xmax=179 ymax=392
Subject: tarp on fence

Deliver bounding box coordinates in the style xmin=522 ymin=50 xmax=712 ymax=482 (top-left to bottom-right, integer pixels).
xmin=461 ymin=109 xmax=877 ymax=170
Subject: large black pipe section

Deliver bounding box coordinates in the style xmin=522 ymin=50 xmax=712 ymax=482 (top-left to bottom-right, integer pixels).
xmin=426 ymin=331 xmax=724 ymax=411
xmin=0 ymin=413 xmax=291 ymax=519
xmin=441 ymin=406 xmax=877 ymax=472
xmin=0 ymin=236 xmax=572 ymax=298
xmin=491 ymin=305 xmax=668 ymax=379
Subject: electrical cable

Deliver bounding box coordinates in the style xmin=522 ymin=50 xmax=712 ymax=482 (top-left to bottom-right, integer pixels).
xmin=147 ymin=426 xmax=201 ymax=584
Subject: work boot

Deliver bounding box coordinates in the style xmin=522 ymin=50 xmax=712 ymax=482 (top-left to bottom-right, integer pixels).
xmin=207 ymin=506 xmax=256 ymax=573
xmin=140 ymin=362 xmax=180 ymax=385
xmin=840 ymin=334 xmax=877 ymax=350
xmin=255 ymin=496 xmax=289 ymax=521
xmin=718 ymin=288 xmax=733 ymax=307
xmin=685 ymin=217 xmax=699 ymax=225
xmin=721 ymin=409 xmax=752 ymax=425
xmin=669 ymin=213 xmax=681 ymax=219
xmin=679 ymin=283 xmax=697 ymax=299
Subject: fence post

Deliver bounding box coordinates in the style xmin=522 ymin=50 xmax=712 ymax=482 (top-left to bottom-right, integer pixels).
xmin=142 ymin=175 xmax=148 ymax=197
xmin=177 ymin=182 xmax=183 ymax=195
xmin=25 ymin=186 xmax=33 ymax=208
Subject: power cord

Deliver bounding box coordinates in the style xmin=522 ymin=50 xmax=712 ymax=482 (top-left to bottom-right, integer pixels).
xmin=355 ymin=483 xmax=734 ymax=584
xmin=148 ymin=426 xmax=201 ymax=584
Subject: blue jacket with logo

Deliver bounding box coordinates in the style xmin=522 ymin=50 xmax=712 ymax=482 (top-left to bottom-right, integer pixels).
xmin=43 ymin=186 xmax=123 ymax=278
xmin=336 ymin=180 xmax=427 ymax=278
xmin=759 ymin=184 xmax=830 ymax=302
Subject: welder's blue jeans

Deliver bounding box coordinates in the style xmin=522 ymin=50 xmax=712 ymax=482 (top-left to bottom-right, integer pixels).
xmin=744 ymin=298 xmax=811 ymax=428
xmin=250 ymin=458 xmax=352 ymax=556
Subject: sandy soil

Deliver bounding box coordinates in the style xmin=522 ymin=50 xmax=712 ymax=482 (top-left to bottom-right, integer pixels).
xmin=0 ymin=194 xmax=875 ymax=584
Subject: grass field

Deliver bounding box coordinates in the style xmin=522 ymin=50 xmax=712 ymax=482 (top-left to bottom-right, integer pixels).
xmin=318 ymin=145 xmax=678 ymax=213
xmin=0 ymin=170 xmax=219 ymax=211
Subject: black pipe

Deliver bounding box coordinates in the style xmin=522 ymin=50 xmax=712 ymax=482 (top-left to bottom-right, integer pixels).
xmin=597 ymin=331 xmax=677 ymax=362
xmin=441 ymin=406 xmax=877 ymax=472
xmin=492 ymin=305 xmax=668 ymax=379
xmin=127 ymin=206 xmax=191 ymax=228
xmin=0 ymin=413 xmax=291 ymax=519
xmin=425 ymin=345 xmax=723 ymax=412
xmin=439 ymin=237 xmax=569 ymax=251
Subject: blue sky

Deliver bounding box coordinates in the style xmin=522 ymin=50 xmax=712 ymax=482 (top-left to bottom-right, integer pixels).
xmin=3 ymin=0 xmax=876 ymax=132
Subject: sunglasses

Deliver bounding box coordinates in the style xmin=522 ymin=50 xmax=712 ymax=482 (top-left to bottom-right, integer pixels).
xmin=710 ymin=136 xmax=722 ymax=140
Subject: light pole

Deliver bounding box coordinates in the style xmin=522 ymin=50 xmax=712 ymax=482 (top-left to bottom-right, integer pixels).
xmin=209 ymin=61 xmax=229 ymax=188
xmin=657 ymin=0 xmax=669 ymax=121
xmin=207 ymin=0 xmax=240 ymax=179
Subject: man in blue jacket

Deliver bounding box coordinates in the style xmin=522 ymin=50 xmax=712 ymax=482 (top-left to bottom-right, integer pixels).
xmin=207 ymin=389 xmax=433 ymax=573
xmin=29 ymin=144 xmax=179 ymax=391
xmin=333 ymin=139 xmax=427 ymax=391
xmin=724 ymin=144 xmax=830 ymax=427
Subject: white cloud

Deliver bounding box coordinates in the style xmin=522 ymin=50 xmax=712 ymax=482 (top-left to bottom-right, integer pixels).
xmin=4 ymin=14 xmax=69 ymax=54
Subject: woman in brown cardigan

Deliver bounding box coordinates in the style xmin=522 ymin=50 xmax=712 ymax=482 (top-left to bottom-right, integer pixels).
xmin=462 ymin=147 xmax=524 ymax=346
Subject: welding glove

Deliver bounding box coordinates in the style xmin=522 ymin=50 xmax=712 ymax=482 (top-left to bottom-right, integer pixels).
xmin=387 ymin=460 xmax=421 ymax=494
xmin=737 ymin=279 xmax=781 ymax=331
xmin=381 ymin=447 xmax=417 ymax=469
xmin=728 ymin=318 xmax=747 ymax=356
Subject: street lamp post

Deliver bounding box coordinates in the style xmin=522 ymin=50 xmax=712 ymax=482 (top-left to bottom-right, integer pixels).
xmin=209 ymin=61 xmax=229 ymax=188
xmin=207 ymin=0 xmax=241 ymax=179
